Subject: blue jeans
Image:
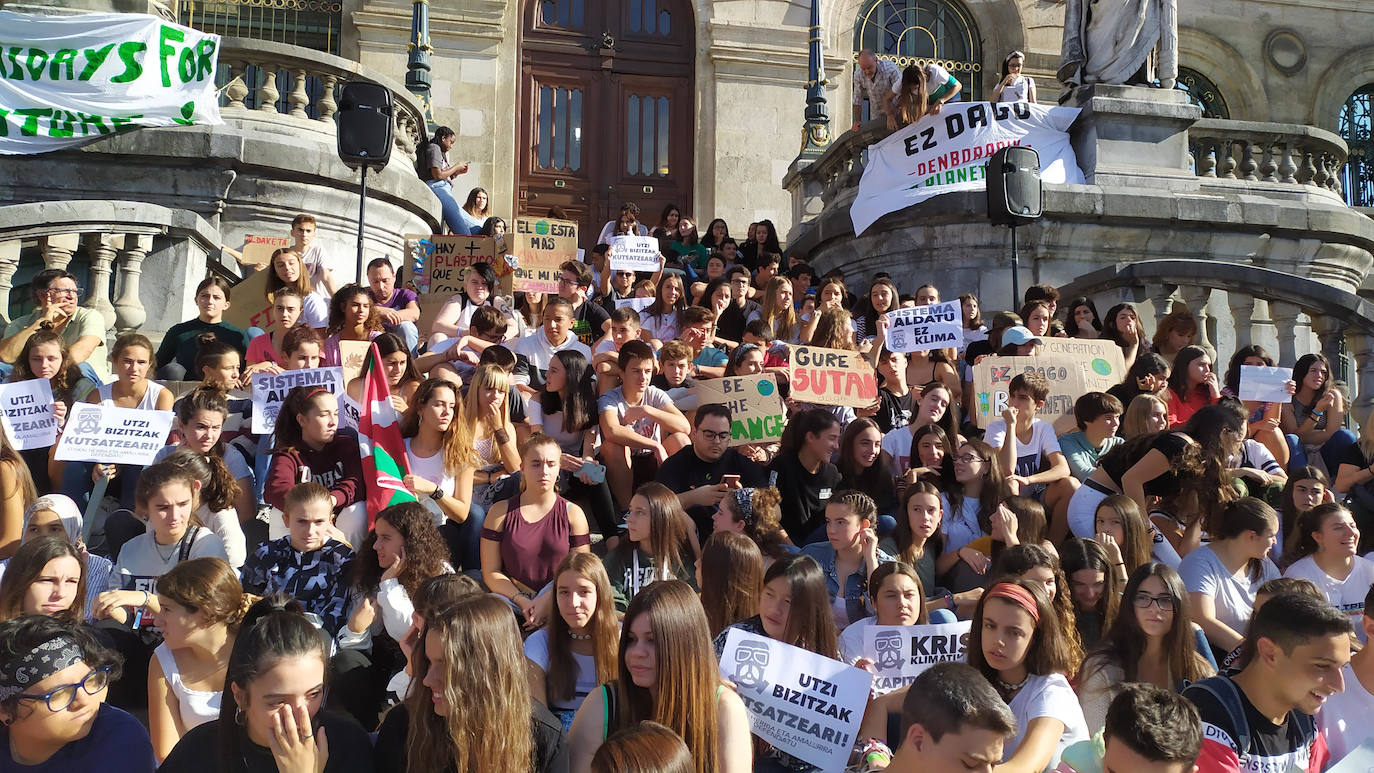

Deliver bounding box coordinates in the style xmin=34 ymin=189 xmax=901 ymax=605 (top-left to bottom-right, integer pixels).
xmin=1285 ymin=428 xmax=1358 ymax=474
xmin=427 ymin=179 xmax=464 ymax=235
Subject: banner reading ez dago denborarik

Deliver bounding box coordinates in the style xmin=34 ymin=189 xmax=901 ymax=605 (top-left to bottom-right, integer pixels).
xmin=0 ymin=11 xmax=222 ymax=154
xmin=850 ymin=101 xmax=1084 ymax=235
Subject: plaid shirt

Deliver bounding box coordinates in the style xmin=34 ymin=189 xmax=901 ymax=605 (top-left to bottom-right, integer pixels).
xmin=241 ymin=537 xmax=354 ymax=636
xmin=852 ymin=57 xmax=901 ymax=112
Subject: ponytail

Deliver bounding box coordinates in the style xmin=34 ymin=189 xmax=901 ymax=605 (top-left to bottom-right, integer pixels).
xmin=161 ymin=446 xmax=240 ymax=514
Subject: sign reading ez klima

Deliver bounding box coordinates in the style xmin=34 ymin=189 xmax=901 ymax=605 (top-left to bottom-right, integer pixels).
xmin=0 ymin=11 xmax=222 ymax=154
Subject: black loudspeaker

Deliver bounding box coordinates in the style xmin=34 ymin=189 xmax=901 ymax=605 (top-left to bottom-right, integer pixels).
xmin=337 ymin=82 xmax=393 ymax=170
xmin=986 ymin=146 xmax=1043 ymax=225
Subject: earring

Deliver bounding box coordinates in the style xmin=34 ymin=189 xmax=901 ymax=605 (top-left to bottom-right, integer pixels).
xmin=235 ymin=707 xmax=246 ymax=726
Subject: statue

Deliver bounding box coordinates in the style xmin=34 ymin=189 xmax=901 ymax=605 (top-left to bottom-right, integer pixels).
xmin=1058 ymin=0 xmax=1178 ymax=90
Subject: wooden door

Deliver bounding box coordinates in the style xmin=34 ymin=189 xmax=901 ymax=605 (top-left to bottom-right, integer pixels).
xmin=518 ymin=0 xmax=695 ymax=249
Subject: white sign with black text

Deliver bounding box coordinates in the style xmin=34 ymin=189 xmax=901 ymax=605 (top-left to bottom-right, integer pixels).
xmin=883 ymin=301 xmax=962 ymax=354
xmin=54 ymin=403 xmax=173 ymax=465
xmin=861 ymin=620 xmax=972 ymax=695
xmin=0 ymin=380 xmax=58 ymax=450
xmin=250 ymin=367 xmax=346 ymax=434
xmin=608 ymin=235 xmax=661 ymax=272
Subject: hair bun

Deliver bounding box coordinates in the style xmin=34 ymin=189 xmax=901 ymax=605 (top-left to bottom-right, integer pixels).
xmin=232 ymin=593 xmax=262 ymax=626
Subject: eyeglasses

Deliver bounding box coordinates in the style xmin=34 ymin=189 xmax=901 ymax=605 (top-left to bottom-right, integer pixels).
xmin=558 ymin=276 xmax=579 ymax=286
xmin=954 ymin=454 xmax=986 ymax=464
xmin=699 ymin=429 xmax=731 ymax=442
xmin=46 ymin=287 xmax=80 ymax=299
xmin=18 ymin=666 xmax=111 ymax=712
xmin=1132 ymin=593 xmax=1176 ymax=612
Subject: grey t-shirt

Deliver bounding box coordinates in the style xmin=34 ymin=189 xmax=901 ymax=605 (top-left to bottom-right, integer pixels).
xmin=597 ymin=385 xmax=673 ymax=448
xmin=419 ymin=143 xmax=446 ymax=182
xmin=1178 ymin=544 xmax=1279 ymax=636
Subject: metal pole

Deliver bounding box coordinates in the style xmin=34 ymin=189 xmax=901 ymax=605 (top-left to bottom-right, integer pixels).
xmin=357 ymin=165 xmax=368 ymax=284
xmin=1010 ymin=224 xmax=1021 ymax=310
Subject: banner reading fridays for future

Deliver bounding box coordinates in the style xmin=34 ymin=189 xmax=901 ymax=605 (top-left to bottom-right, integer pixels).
xmin=0 ymin=11 xmax=222 ymax=155
xmin=850 ymin=101 xmax=1084 ymax=235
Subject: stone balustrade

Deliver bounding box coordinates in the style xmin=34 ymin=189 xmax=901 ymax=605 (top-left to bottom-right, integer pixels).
xmin=1189 ymin=118 xmax=1348 ymax=197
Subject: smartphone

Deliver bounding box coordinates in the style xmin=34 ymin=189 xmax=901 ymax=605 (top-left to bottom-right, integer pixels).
xmin=722 ymin=474 xmax=741 ymax=488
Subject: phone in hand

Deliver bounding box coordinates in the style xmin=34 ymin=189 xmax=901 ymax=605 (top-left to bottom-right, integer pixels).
xmin=722 ymin=474 xmax=741 ymax=488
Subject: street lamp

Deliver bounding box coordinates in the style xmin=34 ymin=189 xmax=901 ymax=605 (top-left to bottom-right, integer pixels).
xmin=406 ymin=0 xmax=435 ymax=130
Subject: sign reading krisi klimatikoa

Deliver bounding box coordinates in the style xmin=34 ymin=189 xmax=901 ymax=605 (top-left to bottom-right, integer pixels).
xmin=0 ymin=379 xmax=56 ymax=450
xmin=788 ymin=345 xmax=878 ymax=408
xmin=883 ymin=300 xmax=962 ymax=354
xmin=608 ymin=235 xmax=661 ymax=272
xmin=0 ymin=11 xmax=223 ymax=154
xmin=719 ymin=628 xmax=873 ymax=772
xmin=851 ymin=101 xmax=1084 ymax=234
xmin=512 ymin=217 xmax=577 ymax=293
xmin=689 ymin=375 xmax=785 ymax=446
xmin=250 ymin=367 xmax=345 ymax=434
xmin=54 ymin=403 xmax=173 ymax=465
xmin=862 ymin=620 xmax=972 ymax=695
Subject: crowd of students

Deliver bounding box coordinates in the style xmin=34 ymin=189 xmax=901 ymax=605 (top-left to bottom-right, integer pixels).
xmin=0 ymin=204 xmax=1372 ymax=773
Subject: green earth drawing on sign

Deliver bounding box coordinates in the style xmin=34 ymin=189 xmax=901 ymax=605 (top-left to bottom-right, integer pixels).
xmin=757 ymin=380 xmax=775 ymax=396
xmin=535 ymin=221 xmax=550 ymax=235
xmin=1091 ymin=358 xmax=1112 ymax=376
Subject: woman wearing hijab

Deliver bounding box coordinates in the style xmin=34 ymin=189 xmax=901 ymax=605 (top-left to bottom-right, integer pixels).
xmin=0 ymin=495 xmax=112 ymax=620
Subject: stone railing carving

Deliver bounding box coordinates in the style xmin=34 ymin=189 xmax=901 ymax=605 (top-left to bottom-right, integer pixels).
xmin=1189 ymin=119 xmax=1348 ymax=196
xmin=217 ymin=37 xmax=427 ymax=163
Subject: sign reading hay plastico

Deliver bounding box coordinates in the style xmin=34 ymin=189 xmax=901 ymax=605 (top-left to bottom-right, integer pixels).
xmin=973 ymin=353 xmax=1120 ymax=428
xmin=0 ymin=12 xmax=223 ymax=154
xmin=54 ymin=403 xmax=173 ymax=466
xmin=883 ymin=301 xmax=962 ymax=354
xmin=851 ymin=101 xmax=1083 ymax=234
xmin=608 ymin=235 xmax=661 ymax=272
xmin=250 ymin=367 xmax=345 ymax=434
xmin=512 ymin=217 xmax=577 ymax=294
xmin=719 ymin=628 xmax=873 ymax=772
xmin=861 ymin=621 xmax=972 ymax=695
xmin=789 ymin=345 xmax=878 ymax=408
xmin=402 ymin=234 xmax=509 ymax=335
xmin=689 ymin=375 xmax=785 ymax=446
xmin=0 ymin=379 xmax=57 ymax=450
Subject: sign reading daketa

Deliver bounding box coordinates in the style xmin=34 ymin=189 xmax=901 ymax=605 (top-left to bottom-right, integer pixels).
xmin=861 ymin=620 xmax=972 ymax=695
xmin=789 ymin=345 xmax=879 ymax=408
xmin=55 ymin=403 xmax=173 ymax=466
xmin=0 ymin=379 xmax=57 ymax=450
xmin=0 ymin=12 xmax=223 ymax=154
xmin=689 ymin=375 xmax=786 ymax=446
xmin=1239 ymin=365 xmax=1294 ymax=403
xmin=719 ymin=627 xmax=873 ymax=772
xmin=608 ymin=235 xmax=661 ymax=272
xmin=250 ymin=367 xmax=345 ymax=433
xmin=511 ymin=217 xmax=577 ymax=294
xmin=883 ymin=300 xmax=962 ymax=354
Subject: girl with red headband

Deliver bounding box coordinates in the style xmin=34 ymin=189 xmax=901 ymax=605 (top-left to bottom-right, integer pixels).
xmin=967 ymin=578 xmax=1088 ymax=772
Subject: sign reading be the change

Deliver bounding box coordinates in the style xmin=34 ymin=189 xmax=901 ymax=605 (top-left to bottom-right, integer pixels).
xmin=608 ymin=235 xmax=661 ymax=272
xmin=689 ymin=375 xmax=786 ymax=446
xmin=883 ymin=301 xmax=961 ymax=353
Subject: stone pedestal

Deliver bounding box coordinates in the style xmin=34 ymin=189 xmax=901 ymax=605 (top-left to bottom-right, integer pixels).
xmin=1067 ymin=84 xmax=1202 ymax=189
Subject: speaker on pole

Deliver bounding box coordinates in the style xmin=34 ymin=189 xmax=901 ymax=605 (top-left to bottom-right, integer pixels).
xmin=986 ymin=146 xmax=1042 ymax=225
xmin=337 ymin=81 xmax=393 ymax=171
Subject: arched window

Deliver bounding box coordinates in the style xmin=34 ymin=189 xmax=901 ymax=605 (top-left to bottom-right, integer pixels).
xmin=853 ymin=0 xmax=982 ymax=103
xmin=1174 ymin=67 xmax=1229 ymax=120
xmin=1339 ymin=85 xmax=1374 ymax=208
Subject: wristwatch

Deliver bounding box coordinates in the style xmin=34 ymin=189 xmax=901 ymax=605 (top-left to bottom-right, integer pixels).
xmin=430 ymin=488 xmax=444 ymax=502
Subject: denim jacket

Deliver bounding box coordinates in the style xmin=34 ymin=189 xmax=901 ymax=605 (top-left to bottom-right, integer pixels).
xmin=800 ymin=542 xmax=894 ymax=626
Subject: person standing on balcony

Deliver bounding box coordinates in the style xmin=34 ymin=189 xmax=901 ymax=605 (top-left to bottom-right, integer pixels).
xmin=992 ymin=51 xmax=1039 ymax=103
xmin=418 ymin=126 xmax=469 ymax=235
xmin=852 ymin=49 xmax=901 ymax=133
xmin=888 ymin=62 xmax=963 ymax=131
xmin=0 ymin=268 xmax=110 ymax=385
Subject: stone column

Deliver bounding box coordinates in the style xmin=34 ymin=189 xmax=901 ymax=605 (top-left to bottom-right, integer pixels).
xmin=0 ymin=241 xmax=18 ymax=323
xmin=1309 ymin=314 xmax=1347 ymax=375
xmin=1145 ymin=283 xmax=1177 ymax=327
xmin=40 ymin=234 xmax=80 ymax=271
xmin=1179 ymin=286 xmax=1215 ymax=356
xmin=113 ymin=234 xmax=152 ymax=333
xmin=82 ymin=233 xmax=119 ymax=330
xmin=1227 ymin=290 xmax=1255 ymax=351
xmin=1270 ymin=301 xmax=1303 ymax=367
xmin=1347 ymin=331 xmax=1374 ymax=418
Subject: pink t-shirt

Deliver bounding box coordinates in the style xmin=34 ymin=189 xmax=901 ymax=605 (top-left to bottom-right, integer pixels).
xmin=246 ymin=334 xmax=280 ymax=365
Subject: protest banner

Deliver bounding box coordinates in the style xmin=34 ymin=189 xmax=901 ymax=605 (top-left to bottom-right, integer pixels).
xmin=250 ymin=367 xmax=345 ymax=433
xmin=240 ymin=235 xmax=291 ymax=268
xmin=862 ymin=621 xmax=972 ymax=695
xmin=789 ymin=345 xmax=878 ymax=408
xmin=614 ymin=296 xmax=654 ymax=312
xmin=972 ymin=354 xmax=1121 ymax=427
xmin=338 ymin=340 xmax=371 ymax=385
xmin=719 ymin=627 xmax=873 ymax=772
xmin=851 ymin=101 xmax=1083 ymax=234
xmin=511 ymin=217 xmax=577 ymax=293
xmin=0 ymin=380 xmax=56 ymax=450
xmin=0 ymin=12 xmax=223 ymax=154
xmin=54 ymin=404 xmax=173 ymax=465
xmin=1037 ymin=337 xmax=1127 ymax=381
xmin=608 ymin=235 xmax=661 ymax=272
xmin=883 ymin=301 xmax=961 ymax=354
xmin=223 ymin=267 xmax=281 ymax=336
xmin=402 ymin=234 xmax=509 ymax=334
xmin=1240 ymin=365 xmax=1294 ymax=403
xmin=689 ymin=375 xmax=785 ymax=446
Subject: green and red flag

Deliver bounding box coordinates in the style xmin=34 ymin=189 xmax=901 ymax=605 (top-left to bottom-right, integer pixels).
xmin=358 ymin=342 xmax=416 ymax=528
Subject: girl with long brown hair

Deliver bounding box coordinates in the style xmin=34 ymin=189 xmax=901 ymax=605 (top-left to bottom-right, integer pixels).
xmin=568 ymin=580 xmax=752 ymax=773
xmin=604 ymin=482 xmax=697 ymax=612
xmin=10 ymin=330 xmax=93 ymax=492
xmin=753 ymin=277 xmax=799 ymax=344
xmin=526 ymin=552 xmax=620 ymax=729
xmin=400 ymin=378 xmax=479 ymax=568
xmin=264 ymin=247 xmax=328 ymax=330
xmin=838 ymin=561 xmax=942 ymax=678
xmin=1092 ymin=493 xmax=1153 ymax=578
xmin=463 ymin=363 xmax=521 ymax=509
xmin=806 ymin=306 xmax=856 ymax=350
xmin=696 ymin=532 xmax=763 ymax=640
xmin=323 ymin=284 xmax=384 ymax=367
xmin=639 ymin=273 xmax=688 ymax=348
xmin=993 ymin=543 xmax=1084 ymax=668
xmin=935 ymin=438 xmax=1008 ymax=588
xmin=1281 ymin=503 xmax=1374 ymax=627
xmin=709 ymin=486 xmax=789 ymax=568
xmin=713 ymin=553 xmax=838 ymax=664
xmin=0 ymin=536 xmax=84 ymax=624
xmin=1059 ymin=537 xmax=1121 ymax=650
xmin=1178 ymin=497 xmax=1280 ymax=656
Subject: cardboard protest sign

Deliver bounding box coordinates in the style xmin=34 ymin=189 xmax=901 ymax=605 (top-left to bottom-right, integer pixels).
xmin=1240 ymin=365 xmax=1293 ymax=403
xmin=338 ymin=340 xmax=371 ymax=386
xmin=54 ymin=404 xmax=174 ymax=465
xmin=1037 ymin=337 xmax=1127 ymax=380
xmin=861 ymin=621 xmax=972 ymax=695
xmin=789 ymin=345 xmax=878 ymax=408
xmin=883 ymin=301 xmax=961 ymax=354
xmin=972 ymin=354 xmax=1120 ymax=427
xmin=608 ymin=235 xmax=661 ymax=272
xmin=511 ymin=217 xmax=577 ymax=294
xmin=241 ymin=235 xmax=291 ymax=268
xmin=402 ymin=234 xmax=510 ymax=335
xmin=719 ymin=628 xmax=873 ymax=772
xmin=689 ymin=375 xmax=785 ymax=446
xmin=250 ymin=367 xmax=345 ymax=434
xmin=222 ymin=267 xmax=283 ymax=336
xmin=0 ymin=380 xmax=57 ymax=450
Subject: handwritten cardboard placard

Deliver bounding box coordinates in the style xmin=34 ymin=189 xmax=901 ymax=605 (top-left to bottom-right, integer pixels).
xmin=689 ymin=375 xmax=785 ymax=446
xmin=250 ymin=367 xmax=345 ymax=434
xmin=972 ymin=354 xmax=1120 ymax=428
xmin=1038 ymin=337 xmax=1126 ymax=382
xmin=1239 ymin=365 xmax=1293 ymax=403
xmin=338 ymin=340 xmax=372 ymax=386
xmin=0 ymin=380 xmax=57 ymax=450
xmin=241 ymin=235 xmax=291 ymax=268
xmin=789 ymin=345 xmax=878 ymax=408
xmin=511 ymin=217 xmax=577 ymax=294
xmin=223 ymin=267 xmax=281 ymax=337
xmin=883 ymin=300 xmax=961 ymax=354
xmin=54 ymin=404 xmax=174 ymax=466
xmin=861 ymin=621 xmax=972 ymax=695
xmin=403 ymin=234 xmax=510 ymax=336
xmin=719 ymin=627 xmax=873 ymax=772
xmin=608 ymin=235 xmax=661 ymax=272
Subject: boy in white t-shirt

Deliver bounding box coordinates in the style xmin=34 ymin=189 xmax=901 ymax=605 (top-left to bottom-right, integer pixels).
xmin=1316 ymin=584 xmax=1374 ymax=763
xmin=598 ymin=340 xmax=691 ymax=510
xmin=985 ymin=372 xmax=1078 ymax=541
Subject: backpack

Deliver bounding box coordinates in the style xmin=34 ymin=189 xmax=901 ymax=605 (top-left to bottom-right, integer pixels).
xmin=1187 ymin=676 xmax=1253 ymax=757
